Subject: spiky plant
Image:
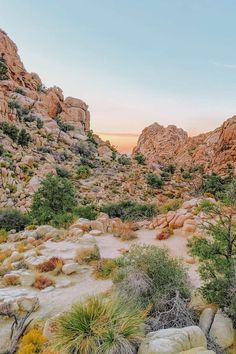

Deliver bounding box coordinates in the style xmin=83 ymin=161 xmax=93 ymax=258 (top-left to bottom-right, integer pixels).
xmin=53 ymin=295 xmax=145 ymax=354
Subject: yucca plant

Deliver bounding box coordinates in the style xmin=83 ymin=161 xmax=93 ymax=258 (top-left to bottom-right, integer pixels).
xmin=53 ymin=295 xmax=145 ymax=354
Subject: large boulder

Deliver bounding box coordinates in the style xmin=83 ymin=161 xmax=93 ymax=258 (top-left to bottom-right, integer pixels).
xmin=138 ymin=326 xmax=207 ymax=354
xmin=209 ymin=310 xmax=235 ymax=349
xmin=199 ymin=308 xmax=216 ymax=335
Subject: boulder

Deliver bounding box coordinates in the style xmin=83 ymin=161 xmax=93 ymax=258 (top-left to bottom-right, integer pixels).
xmin=20 ymin=271 xmax=36 ymax=287
xmin=138 ymin=326 xmax=207 ymax=354
xmin=16 ymin=296 xmax=39 ymax=312
xmin=199 ymin=308 xmax=216 ymax=335
xmin=179 ymin=349 xmax=215 ymax=354
xmin=209 ymin=310 xmax=235 ymax=349
xmin=62 ymin=262 xmax=78 ymax=275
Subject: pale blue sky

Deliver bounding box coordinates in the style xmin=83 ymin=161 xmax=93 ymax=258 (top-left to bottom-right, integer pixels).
xmin=1 ymin=0 xmax=236 ymax=146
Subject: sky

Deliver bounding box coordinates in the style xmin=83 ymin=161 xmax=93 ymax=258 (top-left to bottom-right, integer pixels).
xmin=1 ymin=0 xmax=236 ymax=152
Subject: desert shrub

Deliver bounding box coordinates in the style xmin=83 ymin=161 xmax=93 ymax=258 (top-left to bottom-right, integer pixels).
xmin=15 ymin=87 xmax=25 ymax=95
xmin=34 ymin=274 xmax=54 ymax=289
xmin=71 ymin=140 xmax=97 ymax=159
xmin=74 ymin=245 xmax=100 ymax=264
xmin=101 ymin=200 xmax=157 ymax=221
xmin=8 ymin=99 xmax=21 ymax=110
xmin=0 ymin=56 xmax=8 ymax=80
xmin=36 ymin=118 xmax=44 ymax=129
xmin=93 ymin=258 xmax=119 ymax=279
xmin=80 ymin=157 xmax=96 ymax=168
xmin=17 ymin=128 xmax=31 ymax=146
xmin=115 ymin=221 xmax=137 ymax=241
xmin=0 ymin=229 xmax=7 ymax=243
xmin=160 ymin=171 xmax=171 ymax=181
xmin=30 ymin=174 xmax=77 ymax=225
xmin=0 ymin=208 xmax=29 ymax=231
xmin=0 ymin=144 xmax=4 ymax=156
xmin=159 ymin=199 xmax=183 ymax=214
xmin=18 ymin=328 xmax=47 ymax=354
xmin=134 ymin=153 xmax=145 ymax=165
xmin=37 ymin=257 xmax=64 ymax=273
xmin=76 ymin=165 xmax=91 ymax=179
xmin=190 ymin=184 xmax=236 ymax=322
xmin=3 ymin=274 xmax=20 ymax=286
xmin=116 ymin=244 xmax=190 ymax=309
xmin=0 ymin=121 xmax=19 ymax=141
xmin=0 ymin=249 xmax=12 ymax=262
xmin=53 ymin=295 xmax=145 ymax=354
xmin=87 ymin=130 xmax=98 ymax=146
xmin=74 ymin=204 xmax=98 ymax=220
xmin=163 ymin=164 xmax=176 ymax=174
xmin=118 ymin=154 xmax=131 ymax=165
xmin=182 ymin=171 xmax=193 ymax=180
xmin=201 ymin=173 xmax=225 ymax=195
xmin=56 ymin=166 xmax=70 ymax=178
xmin=146 ymin=173 xmax=164 ymax=188
xmin=54 ymin=115 xmax=74 ymax=133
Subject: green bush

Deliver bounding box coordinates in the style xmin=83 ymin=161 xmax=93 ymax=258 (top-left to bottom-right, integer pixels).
xmin=190 ymin=184 xmax=236 ymax=322
xmin=160 ymin=171 xmax=171 ymax=181
xmin=17 ymin=129 xmax=31 ymax=147
xmin=146 ymin=173 xmax=164 ymax=188
xmin=75 ymin=204 xmax=98 ymax=220
xmin=36 ymin=118 xmax=44 ymax=129
xmin=134 ymin=153 xmax=145 ymax=165
xmin=182 ymin=171 xmax=193 ymax=180
xmin=54 ymin=115 xmax=74 ymax=133
xmin=0 ymin=56 xmax=8 ymax=80
xmin=87 ymin=130 xmax=98 ymax=146
xmin=118 ymin=154 xmax=131 ymax=165
xmin=163 ymin=164 xmax=176 ymax=174
xmin=53 ymin=295 xmax=144 ymax=354
xmin=116 ymin=244 xmax=190 ymax=309
xmin=101 ymin=200 xmax=157 ymax=221
xmin=0 ymin=209 xmax=29 ymax=232
xmin=76 ymin=165 xmax=91 ymax=179
xmin=15 ymin=87 xmax=25 ymax=95
xmin=71 ymin=140 xmax=97 ymax=159
xmin=0 ymin=122 xmax=19 ymax=141
xmin=31 ymin=174 xmax=77 ymax=225
xmin=56 ymin=166 xmax=70 ymax=178
xmin=201 ymin=173 xmax=225 ymax=195
xmin=0 ymin=144 xmax=4 ymax=156
xmin=159 ymin=199 xmax=183 ymax=214
xmin=50 ymin=212 xmax=75 ymax=228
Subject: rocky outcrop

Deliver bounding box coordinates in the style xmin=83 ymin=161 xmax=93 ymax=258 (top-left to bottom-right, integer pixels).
xmin=134 ymin=117 xmax=236 ymax=175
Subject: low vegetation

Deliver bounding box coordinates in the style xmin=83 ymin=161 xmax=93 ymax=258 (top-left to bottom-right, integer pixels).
xmin=146 ymin=173 xmax=164 ymax=188
xmin=101 ymin=200 xmax=157 ymax=221
xmin=0 ymin=209 xmax=29 ymax=232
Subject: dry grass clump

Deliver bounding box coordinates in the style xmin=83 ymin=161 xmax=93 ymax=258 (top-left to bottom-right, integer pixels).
xmin=0 ymin=248 xmax=12 ymax=262
xmin=116 ymin=221 xmax=137 ymax=241
xmin=0 ymin=229 xmax=8 ymax=243
xmin=53 ymin=295 xmax=145 ymax=354
xmin=37 ymin=257 xmax=64 ymax=273
xmin=33 ymin=274 xmax=54 ymax=290
xmin=93 ymin=258 xmax=118 ymax=279
xmin=3 ymin=274 xmax=20 ymax=286
xmin=16 ymin=242 xmax=27 ymax=253
xmin=158 ymin=198 xmax=183 ymax=214
xmin=18 ymin=328 xmax=47 ymax=354
xmin=74 ymin=245 xmax=100 ymax=264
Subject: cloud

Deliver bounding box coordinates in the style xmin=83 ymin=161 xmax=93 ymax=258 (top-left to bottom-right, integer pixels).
xmin=213 ymin=62 xmax=236 ymax=69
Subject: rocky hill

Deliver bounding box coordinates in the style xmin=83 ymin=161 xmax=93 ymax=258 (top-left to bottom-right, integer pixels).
xmin=134 ymin=117 xmax=236 ymax=175
xmin=0 ymin=29 xmax=117 ymax=210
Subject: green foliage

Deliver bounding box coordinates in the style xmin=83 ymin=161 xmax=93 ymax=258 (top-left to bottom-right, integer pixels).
xmin=72 ymin=140 xmax=97 ymax=159
xmin=53 ymin=294 xmax=144 ymax=354
xmin=76 ymin=165 xmax=91 ymax=179
xmin=0 ymin=209 xmax=29 ymax=232
xmin=190 ymin=183 xmax=236 ymax=319
xmin=75 ymin=204 xmax=98 ymax=220
xmin=134 ymin=153 xmax=145 ymax=165
xmin=163 ymin=164 xmax=176 ymax=174
xmin=116 ymin=244 xmax=190 ymax=309
xmin=50 ymin=212 xmax=75 ymax=228
xmin=54 ymin=115 xmax=74 ymax=132
xmin=36 ymin=118 xmax=44 ymax=129
xmin=146 ymin=173 xmax=164 ymax=188
xmin=101 ymin=200 xmax=157 ymax=221
xmin=8 ymin=100 xmax=21 ymax=110
xmin=87 ymin=130 xmax=98 ymax=146
xmin=0 ymin=121 xmax=19 ymax=141
xmin=0 ymin=144 xmax=4 ymax=156
xmin=56 ymin=166 xmax=70 ymax=178
xmin=201 ymin=173 xmax=225 ymax=195
xmin=159 ymin=199 xmax=183 ymax=214
xmin=15 ymin=87 xmax=25 ymax=95
xmin=182 ymin=171 xmax=193 ymax=180
xmin=31 ymin=174 xmax=77 ymax=225
xmin=17 ymin=128 xmax=31 ymax=146
xmin=0 ymin=56 xmax=8 ymax=80
xmin=118 ymin=154 xmax=131 ymax=165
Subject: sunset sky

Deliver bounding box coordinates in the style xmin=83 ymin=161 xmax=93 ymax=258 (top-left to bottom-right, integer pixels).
xmin=1 ymin=0 xmax=236 ymax=153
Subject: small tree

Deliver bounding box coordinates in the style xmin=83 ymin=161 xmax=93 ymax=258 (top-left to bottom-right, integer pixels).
xmin=134 ymin=153 xmax=145 ymax=165
xmin=31 ymin=174 xmax=77 ymax=225
xmin=190 ymin=182 xmax=236 ymax=318
xmin=17 ymin=129 xmax=31 ymax=147
xmin=146 ymin=173 xmax=164 ymax=188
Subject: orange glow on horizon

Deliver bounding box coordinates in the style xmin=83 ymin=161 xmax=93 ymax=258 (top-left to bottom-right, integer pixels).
xmin=97 ymin=132 xmax=139 ymax=154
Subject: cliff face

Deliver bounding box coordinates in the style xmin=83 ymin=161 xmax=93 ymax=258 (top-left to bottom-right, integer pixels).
xmin=0 ymin=29 xmax=90 ymax=140
xmin=134 ymin=117 xmax=236 ymax=175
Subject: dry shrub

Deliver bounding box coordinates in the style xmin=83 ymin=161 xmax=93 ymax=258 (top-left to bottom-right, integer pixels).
xmin=34 ymin=274 xmax=54 ymax=289
xmin=18 ymin=328 xmax=47 ymax=354
xmin=93 ymin=258 xmax=118 ymax=279
xmin=74 ymin=245 xmax=100 ymax=264
xmin=80 ymin=223 xmax=90 ymax=232
xmin=0 ymin=248 xmax=12 ymax=262
xmin=116 ymin=221 xmax=137 ymax=241
xmin=156 ymin=227 xmax=173 ymax=240
xmin=37 ymin=257 xmax=64 ymax=273
xmin=0 ymin=229 xmax=7 ymax=243
xmin=16 ymin=243 xmax=27 ymax=253
xmin=3 ymin=274 xmax=20 ymax=286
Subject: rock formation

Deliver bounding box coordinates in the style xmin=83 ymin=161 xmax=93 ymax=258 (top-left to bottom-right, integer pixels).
xmin=134 ymin=117 xmax=236 ymax=175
